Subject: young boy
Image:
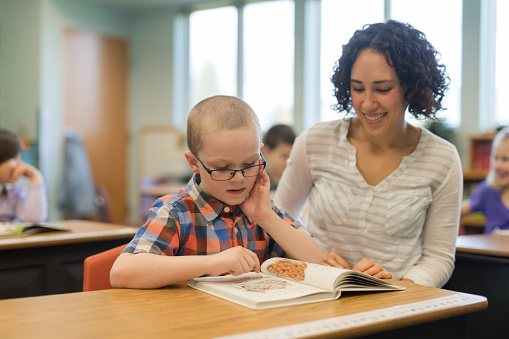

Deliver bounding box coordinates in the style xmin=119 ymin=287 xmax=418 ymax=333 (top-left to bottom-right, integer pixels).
xmin=110 ymin=95 xmax=323 ymax=288
xmin=262 ymin=124 xmax=296 ymax=190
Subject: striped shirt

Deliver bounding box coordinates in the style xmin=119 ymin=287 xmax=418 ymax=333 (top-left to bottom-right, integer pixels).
xmin=275 ymin=119 xmax=463 ymax=288
xmin=125 ymin=174 xmax=303 ymax=262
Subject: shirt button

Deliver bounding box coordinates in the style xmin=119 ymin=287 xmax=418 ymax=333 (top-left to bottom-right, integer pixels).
xmin=224 ymin=206 xmax=231 ymax=213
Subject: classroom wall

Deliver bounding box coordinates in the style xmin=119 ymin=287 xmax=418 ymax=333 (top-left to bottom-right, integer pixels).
xmin=0 ymin=0 xmax=135 ymax=221
xmin=0 ymin=0 xmax=41 ymax=139
xmin=0 ymin=0 xmax=489 ymax=224
xmin=129 ymin=9 xmax=176 ymax=223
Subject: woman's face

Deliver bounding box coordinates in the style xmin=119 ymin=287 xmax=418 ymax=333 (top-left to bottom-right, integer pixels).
xmin=494 ymin=138 xmax=509 ymax=188
xmin=350 ymin=48 xmax=409 ymax=137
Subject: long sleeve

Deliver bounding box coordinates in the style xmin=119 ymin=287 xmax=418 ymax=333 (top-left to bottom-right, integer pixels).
xmin=274 ymin=128 xmax=313 ymax=219
xmin=16 ymin=181 xmax=48 ymax=223
xmin=403 ymin=149 xmax=463 ymax=287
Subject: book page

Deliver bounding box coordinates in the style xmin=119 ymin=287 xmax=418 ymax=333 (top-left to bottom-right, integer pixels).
xmin=261 ymin=258 xmax=404 ymax=292
xmin=190 ymin=272 xmax=334 ymax=303
xmin=261 ymin=258 xmax=351 ymax=292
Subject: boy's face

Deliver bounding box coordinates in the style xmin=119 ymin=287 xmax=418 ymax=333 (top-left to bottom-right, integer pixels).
xmin=263 ymin=142 xmax=293 ymax=181
xmin=187 ymin=127 xmax=263 ymax=206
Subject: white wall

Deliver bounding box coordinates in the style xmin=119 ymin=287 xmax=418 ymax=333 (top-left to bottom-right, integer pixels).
xmin=1 ymin=0 xmax=134 ymax=221
xmin=0 ymin=0 xmax=41 ymax=138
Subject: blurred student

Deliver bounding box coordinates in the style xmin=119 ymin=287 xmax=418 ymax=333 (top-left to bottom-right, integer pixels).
xmin=110 ymin=96 xmax=329 ymax=289
xmin=461 ymin=127 xmax=509 ymax=233
xmin=262 ymin=124 xmax=296 ymax=190
xmin=0 ymin=128 xmax=47 ymax=223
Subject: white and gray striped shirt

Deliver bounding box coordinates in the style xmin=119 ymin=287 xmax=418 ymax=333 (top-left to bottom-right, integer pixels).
xmin=275 ymin=119 xmax=462 ymax=288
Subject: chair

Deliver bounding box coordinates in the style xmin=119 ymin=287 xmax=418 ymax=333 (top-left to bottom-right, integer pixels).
xmin=83 ymin=244 xmax=128 ymax=292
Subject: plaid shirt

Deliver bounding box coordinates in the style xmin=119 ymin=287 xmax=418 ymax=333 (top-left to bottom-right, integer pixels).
xmin=125 ymin=174 xmax=305 ymax=262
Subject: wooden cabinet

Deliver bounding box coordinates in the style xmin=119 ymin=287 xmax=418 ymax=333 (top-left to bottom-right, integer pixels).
xmin=462 ymin=132 xmax=497 ymax=232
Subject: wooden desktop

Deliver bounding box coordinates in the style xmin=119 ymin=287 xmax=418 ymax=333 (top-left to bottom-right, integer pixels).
xmin=0 ymin=279 xmax=486 ymax=339
xmin=0 ymin=220 xmax=136 ymax=299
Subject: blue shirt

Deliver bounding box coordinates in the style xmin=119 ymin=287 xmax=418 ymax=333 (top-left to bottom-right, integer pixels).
xmin=469 ymin=181 xmax=509 ymax=233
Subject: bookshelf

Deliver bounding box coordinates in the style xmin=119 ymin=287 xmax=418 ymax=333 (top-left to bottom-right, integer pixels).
xmin=461 ymin=131 xmax=496 ymax=232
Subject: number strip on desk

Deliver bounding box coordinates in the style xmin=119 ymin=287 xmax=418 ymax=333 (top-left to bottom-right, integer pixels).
xmin=215 ymin=294 xmax=486 ymax=339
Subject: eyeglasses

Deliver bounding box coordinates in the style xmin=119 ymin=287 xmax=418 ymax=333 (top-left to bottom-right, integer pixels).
xmin=193 ymin=153 xmax=266 ymax=181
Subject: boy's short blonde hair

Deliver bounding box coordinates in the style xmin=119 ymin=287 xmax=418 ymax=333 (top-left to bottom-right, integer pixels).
xmin=187 ymin=95 xmax=262 ymax=154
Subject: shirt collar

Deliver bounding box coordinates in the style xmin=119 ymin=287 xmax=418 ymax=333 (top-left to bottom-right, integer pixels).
xmin=185 ymin=174 xmax=243 ymax=222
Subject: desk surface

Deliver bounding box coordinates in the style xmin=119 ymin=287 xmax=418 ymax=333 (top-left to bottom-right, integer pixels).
xmin=456 ymin=233 xmax=509 ymax=257
xmin=0 ymin=220 xmax=136 ymax=251
xmin=0 ymin=280 xmax=486 ymax=339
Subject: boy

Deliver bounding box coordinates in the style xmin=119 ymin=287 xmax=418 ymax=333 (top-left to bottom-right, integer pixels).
xmin=110 ymin=95 xmax=323 ymax=288
xmin=262 ymin=124 xmax=296 ymax=190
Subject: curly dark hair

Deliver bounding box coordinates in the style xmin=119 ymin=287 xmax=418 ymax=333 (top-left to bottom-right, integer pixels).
xmin=331 ymin=20 xmax=450 ymax=119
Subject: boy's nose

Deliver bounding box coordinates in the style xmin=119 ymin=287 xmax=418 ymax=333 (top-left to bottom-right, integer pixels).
xmin=229 ymin=170 xmax=244 ymax=182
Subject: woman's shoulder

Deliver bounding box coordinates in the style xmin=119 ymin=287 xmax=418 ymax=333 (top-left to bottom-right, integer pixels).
xmin=420 ymin=127 xmax=457 ymax=151
xmin=306 ymin=119 xmax=349 ymax=140
xmin=419 ymin=128 xmax=459 ymax=160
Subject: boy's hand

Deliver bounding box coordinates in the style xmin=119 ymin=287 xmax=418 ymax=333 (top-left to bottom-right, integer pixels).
xmin=11 ymin=162 xmax=43 ymax=183
xmin=207 ymin=247 xmax=260 ymax=276
xmin=239 ymin=171 xmax=273 ymax=224
xmin=322 ymin=251 xmax=351 ymax=269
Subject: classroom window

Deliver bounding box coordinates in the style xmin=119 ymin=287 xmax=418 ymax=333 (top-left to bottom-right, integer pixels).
xmin=495 ymin=0 xmax=509 ymax=126
xmin=390 ymin=0 xmax=463 ymax=127
xmin=243 ymin=1 xmax=295 ymax=131
xmin=188 ymin=1 xmax=294 ymax=132
xmin=320 ymin=0 xmax=384 ymax=122
xmin=189 ymin=6 xmax=237 ymax=108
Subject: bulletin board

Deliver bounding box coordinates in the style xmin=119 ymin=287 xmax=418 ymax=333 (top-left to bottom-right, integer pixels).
xmin=138 ymin=126 xmax=190 ymax=182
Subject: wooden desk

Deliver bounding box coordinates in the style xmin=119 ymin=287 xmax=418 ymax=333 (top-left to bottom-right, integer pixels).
xmin=0 ymin=280 xmax=486 ymax=339
xmin=455 ymin=233 xmax=509 ymax=257
xmin=444 ymin=234 xmax=509 ymax=338
xmin=0 ymin=220 xmax=136 ymax=299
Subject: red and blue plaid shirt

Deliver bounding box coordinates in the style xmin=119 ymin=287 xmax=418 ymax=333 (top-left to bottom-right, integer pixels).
xmin=124 ymin=174 xmax=306 ymax=262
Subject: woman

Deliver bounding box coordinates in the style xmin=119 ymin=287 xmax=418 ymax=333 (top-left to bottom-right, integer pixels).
xmin=275 ymin=20 xmax=462 ymax=288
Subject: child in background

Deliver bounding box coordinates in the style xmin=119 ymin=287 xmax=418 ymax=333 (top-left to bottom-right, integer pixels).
xmin=0 ymin=128 xmax=47 ymax=223
xmin=461 ymin=127 xmax=509 ymax=233
xmin=262 ymin=124 xmax=296 ymax=190
xmin=110 ymin=95 xmax=327 ymax=289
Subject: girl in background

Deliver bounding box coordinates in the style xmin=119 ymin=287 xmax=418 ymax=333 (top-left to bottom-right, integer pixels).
xmin=461 ymin=127 xmax=509 ymax=233
xmin=0 ymin=128 xmax=47 ymax=223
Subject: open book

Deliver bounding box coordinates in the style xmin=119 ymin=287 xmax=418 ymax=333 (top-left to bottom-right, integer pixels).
xmin=188 ymin=257 xmax=405 ymax=310
xmin=0 ymin=222 xmax=69 ymax=237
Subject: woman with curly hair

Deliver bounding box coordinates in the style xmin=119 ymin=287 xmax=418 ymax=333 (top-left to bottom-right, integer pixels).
xmin=275 ymin=20 xmax=462 ymax=288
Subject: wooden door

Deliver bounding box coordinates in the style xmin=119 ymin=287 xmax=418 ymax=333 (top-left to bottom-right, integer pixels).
xmin=64 ymin=28 xmax=128 ymax=224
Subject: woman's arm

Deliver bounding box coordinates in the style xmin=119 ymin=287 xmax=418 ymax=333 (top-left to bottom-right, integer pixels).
xmin=403 ymin=149 xmax=463 ymax=287
xmin=274 ymin=129 xmax=313 ymax=218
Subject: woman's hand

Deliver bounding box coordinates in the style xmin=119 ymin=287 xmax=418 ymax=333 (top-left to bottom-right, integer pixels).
xmin=352 ymin=258 xmax=392 ymax=279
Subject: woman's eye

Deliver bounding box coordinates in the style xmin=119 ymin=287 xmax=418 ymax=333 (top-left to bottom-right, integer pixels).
xmin=243 ymin=162 xmax=256 ymax=167
xmin=377 ymin=88 xmax=392 ymax=93
xmin=351 ymin=87 xmax=364 ymax=92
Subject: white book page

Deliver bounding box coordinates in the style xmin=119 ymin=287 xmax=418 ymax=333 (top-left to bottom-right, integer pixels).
xmin=261 ymin=258 xmax=351 ymax=292
xmin=190 ymin=272 xmax=333 ymax=303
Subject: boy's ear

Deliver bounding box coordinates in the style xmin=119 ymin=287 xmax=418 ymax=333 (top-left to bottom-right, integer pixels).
xmin=184 ymin=151 xmax=200 ymax=174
